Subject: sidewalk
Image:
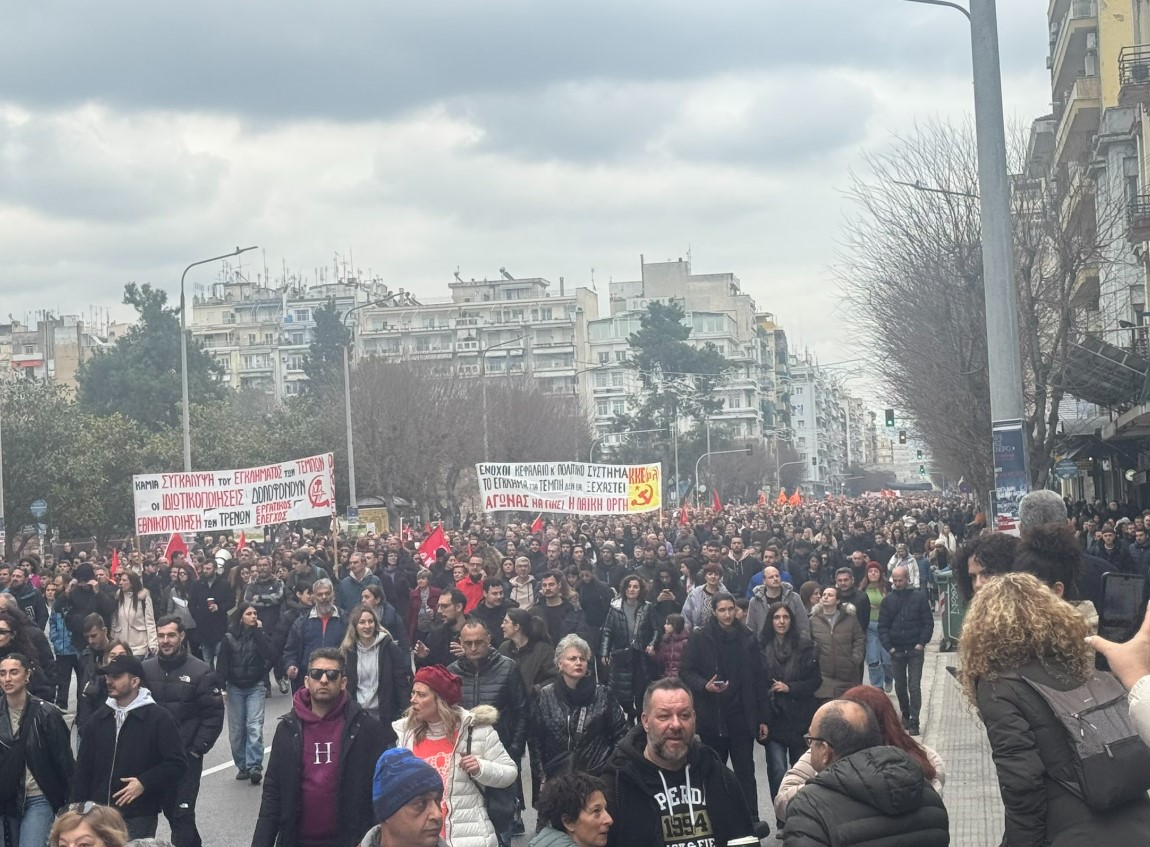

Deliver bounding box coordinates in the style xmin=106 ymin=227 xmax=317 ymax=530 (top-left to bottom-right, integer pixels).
xmin=919 ymin=625 xmax=1004 ymax=846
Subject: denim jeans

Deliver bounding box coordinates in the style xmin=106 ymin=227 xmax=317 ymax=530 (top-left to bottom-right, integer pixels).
xmin=227 ymin=684 xmax=267 ymax=771
xmin=3 ymin=793 xmax=54 ymax=847
xmin=866 ymin=622 xmax=892 ymax=687
xmin=890 ymin=648 xmax=925 ymax=724
xmin=200 ymin=640 xmax=220 ymax=670
xmin=764 ymin=739 xmax=790 ymax=805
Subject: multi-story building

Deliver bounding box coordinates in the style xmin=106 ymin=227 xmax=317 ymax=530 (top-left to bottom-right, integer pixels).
xmin=190 ymin=273 xmax=285 ymax=396
xmin=789 ymin=351 xmax=841 ymax=496
xmin=0 ymin=315 xmax=113 ymax=389
xmin=587 ymin=258 xmax=767 ymax=441
xmin=356 ymin=271 xmax=597 ymax=400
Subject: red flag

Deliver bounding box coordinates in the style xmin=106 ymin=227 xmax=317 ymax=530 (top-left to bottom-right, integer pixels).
xmin=110 ymin=549 xmax=120 ymax=577
xmin=236 ymin=531 xmax=247 ymax=551
xmin=678 ymin=504 xmax=690 ymax=525
xmin=530 ymin=514 xmax=544 ymax=534
xmin=757 ymin=492 xmax=766 ymax=506
xmin=776 ymin=489 xmax=788 ymax=505
xmin=417 ymin=524 xmax=449 ymax=566
xmin=164 ymin=532 xmax=188 ymax=561
xmin=788 ymin=490 xmax=802 ymax=506
xmin=712 ymin=490 xmax=721 ymax=511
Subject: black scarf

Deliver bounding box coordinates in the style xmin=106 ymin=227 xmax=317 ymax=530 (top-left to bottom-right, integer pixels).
xmin=556 ymin=673 xmax=598 ymax=709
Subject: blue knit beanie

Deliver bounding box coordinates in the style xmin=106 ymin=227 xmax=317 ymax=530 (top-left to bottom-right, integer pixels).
xmin=373 ymin=749 xmax=444 ymax=822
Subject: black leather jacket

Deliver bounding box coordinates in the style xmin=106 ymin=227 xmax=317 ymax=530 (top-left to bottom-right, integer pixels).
xmin=529 ymin=678 xmax=628 ymax=777
xmin=449 ymin=650 xmax=529 ymax=761
xmin=217 ymin=627 xmax=276 ymax=689
xmin=0 ymin=695 xmax=74 ymax=813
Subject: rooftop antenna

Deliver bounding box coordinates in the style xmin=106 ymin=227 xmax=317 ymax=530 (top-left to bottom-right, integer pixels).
xmin=454 ymin=267 xmax=463 ymax=283
xmin=589 ymin=268 xmax=596 ymax=292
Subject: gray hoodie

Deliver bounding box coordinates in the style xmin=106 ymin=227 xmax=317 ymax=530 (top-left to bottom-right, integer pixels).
xmin=746 ymin=581 xmax=809 ymax=644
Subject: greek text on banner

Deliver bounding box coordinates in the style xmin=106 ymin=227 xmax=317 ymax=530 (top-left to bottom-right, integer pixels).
xmin=476 ymin=462 xmax=662 ymax=514
xmin=132 ymin=453 xmax=336 ymax=535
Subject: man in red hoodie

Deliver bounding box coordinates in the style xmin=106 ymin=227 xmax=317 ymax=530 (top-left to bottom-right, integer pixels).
xmin=252 ymin=647 xmax=390 ymax=847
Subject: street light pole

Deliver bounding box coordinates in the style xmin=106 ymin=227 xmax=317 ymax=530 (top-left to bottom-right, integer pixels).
xmin=479 ymin=333 xmax=527 ymax=462
xmin=695 ymin=447 xmax=752 ymax=506
xmin=589 ymin=427 xmax=666 ymax=464
xmin=179 ymin=245 xmax=258 ymax=472
xmin=902 ymin=0 xmax=1028 ymax=522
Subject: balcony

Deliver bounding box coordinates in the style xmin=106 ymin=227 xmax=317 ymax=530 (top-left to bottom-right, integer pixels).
xmin=1128 ymin=195 xmax=1150 ymax=243
xmin=1053 ymin=75 xmax=1102 ymax=165
xmin=1119 ymin=45 xmax=1150 ymax=107
xmin=1069 ymin=263 xmax=1100 ymax=307
xmin=1050 ymin=0 xmax=1097 ymax=95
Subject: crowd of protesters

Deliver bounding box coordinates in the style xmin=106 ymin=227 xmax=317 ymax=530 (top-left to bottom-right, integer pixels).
xmin=3 ymin=489 xmax=1150 ymax=845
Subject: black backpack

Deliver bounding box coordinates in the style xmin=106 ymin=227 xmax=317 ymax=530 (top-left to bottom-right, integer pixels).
xmin=1007 ymin=668 xmax=1150 ymax=812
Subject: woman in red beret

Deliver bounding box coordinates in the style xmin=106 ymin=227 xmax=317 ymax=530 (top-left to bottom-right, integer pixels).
xmin=394 ymin=665 xmax=518 ymax=847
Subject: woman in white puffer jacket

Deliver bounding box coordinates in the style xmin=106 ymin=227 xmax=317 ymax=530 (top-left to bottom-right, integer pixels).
xmin=393 ymin=664 xmax=518 ymax=847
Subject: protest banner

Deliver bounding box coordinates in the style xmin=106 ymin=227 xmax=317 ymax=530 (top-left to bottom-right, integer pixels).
xmin=475 ymin=461 xmax=662 ymax=514
xmin=133 ymin=453 xmax=336 ymax=535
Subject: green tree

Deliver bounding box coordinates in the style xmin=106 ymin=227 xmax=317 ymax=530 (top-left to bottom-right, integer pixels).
xmin=302 ymin=298 xmax=351 ymax=397
xmin=610 ymin=302 xmax=734 ymax=495
xmin=77 ymin=283 xmax=226 ymax=430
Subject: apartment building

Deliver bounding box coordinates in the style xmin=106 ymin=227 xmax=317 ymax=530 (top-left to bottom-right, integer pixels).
xmin=191 ymin=276 xmax=285 ymax=396
xmin=0 ymin=315 xmax=116 ymax=389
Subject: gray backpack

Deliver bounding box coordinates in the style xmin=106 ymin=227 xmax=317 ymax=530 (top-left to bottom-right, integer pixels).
xmin=1008 ymin=668 xmax=1150 ymax=811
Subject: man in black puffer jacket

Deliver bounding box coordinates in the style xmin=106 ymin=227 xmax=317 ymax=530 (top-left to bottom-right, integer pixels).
xmin=783 ymin=700 xmax=949 ymax=845
xmin=141 ymin=616 xmax=224 ymax=847
xmin=876 ymin=566 xmax=933 ymax=735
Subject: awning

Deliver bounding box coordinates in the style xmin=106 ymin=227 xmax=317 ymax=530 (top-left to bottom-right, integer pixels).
xmin=1055 ymin=334 xmax=1150 ymax=409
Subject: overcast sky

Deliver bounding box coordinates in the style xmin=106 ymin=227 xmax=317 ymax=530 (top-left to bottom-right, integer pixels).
xmin=0 ymin=1 xmax=1050 ymax=390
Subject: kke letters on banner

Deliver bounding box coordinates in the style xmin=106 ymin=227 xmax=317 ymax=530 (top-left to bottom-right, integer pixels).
xmin=132 ymin=453 xmax=336 ymax=535
xmin=475 ymin=462 xmax=662 ymax=515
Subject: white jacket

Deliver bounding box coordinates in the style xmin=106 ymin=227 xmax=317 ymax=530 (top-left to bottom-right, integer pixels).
xmin=110 ymin=589 xmax=157 ymax=657
xmin=393 ymin=705 xmax=518 ymax=847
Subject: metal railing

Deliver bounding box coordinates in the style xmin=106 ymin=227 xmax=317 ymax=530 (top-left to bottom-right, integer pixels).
xmin=1120 ymin=45 xmax=1150 ymax=86
xmin=1127 ymin=195 xmax=1150 ymax=236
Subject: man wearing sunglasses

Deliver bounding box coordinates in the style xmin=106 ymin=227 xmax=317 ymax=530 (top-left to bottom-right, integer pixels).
xmin=253 ymin=647 xmax=389 ymax=847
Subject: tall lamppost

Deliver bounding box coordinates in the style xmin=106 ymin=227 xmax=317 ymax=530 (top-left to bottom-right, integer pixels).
xmin=695 ymin=446 xmax=752 ymax=506
xmin=478 ymin=333 xmax=527 ymax=462
xmin=179 ymin=245 xmax=258 ymax=472
xmin=589 ymin=427 xmax=666 ymax=463
xmin=900 ymin=0 xmax=1029 ymax=517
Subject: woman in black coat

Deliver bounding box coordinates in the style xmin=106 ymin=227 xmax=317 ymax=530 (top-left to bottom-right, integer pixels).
xmin=0 ymin=609 xmax=56 ymax=701
xmin=598 ymin=575 xmax=656 ymax=722
xmin=960 ymin=573 xmax=1150 ymax=846
xmin=759 ymin=600 xmax=820 ymax=814
xmin=680 ymin=592 xmax=771 ymax=825
xmin=218 ymin=602 xmax=277 ymax=781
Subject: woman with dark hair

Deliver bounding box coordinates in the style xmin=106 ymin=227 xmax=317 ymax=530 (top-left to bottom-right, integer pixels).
xmin=759 ymin=601 xmax=820 ymax=823
xmin=408 ymin=569 xmax=442 ymax=647
xmin=960 ymin=573 xmax=1150 ymax=844
xmin=650 ymin=565 xmax=685 ymax=628
xmin=163 ymin=563 xmax=200 ymax=656
xmin=217 ymin=602 xmax=276 ymax=782
xmin=774 ymin=683 xmax=946 ymax=827
xmin=0 ymin=610 xmax=55 ymax=700
xmin=599 ymin=575 xmax=655 ymax=722
xmin=110 ymin=570 xmax=157 ymax=658
xmin=530 ymin=772 xmax=613 ymax=847
xmin=499 ymin=608 xmax=556 ymax=694
xmin=859 ymin=561 xmax=893 ymax=689
xmin=953 ymin=532 xmax=1019 ymax=604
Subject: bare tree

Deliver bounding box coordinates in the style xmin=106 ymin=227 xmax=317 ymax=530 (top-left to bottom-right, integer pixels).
xmin=836 ymin=118 xmax=1115 ymax=500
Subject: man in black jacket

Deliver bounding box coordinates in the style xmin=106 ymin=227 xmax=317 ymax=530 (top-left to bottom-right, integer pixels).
xmin=834 ymin=568 xmax=870 ymax=635
xmin=414 ymin=588 xmax=467 ymax=668
xmin=252 ymin=647 xmax=389 ymax=847
xmin=59 ymin=562 xmax=116 ymax=650
xmin=75 ymin=614 xmax=112 ymax=735
xmin=602 ymin=678 xmax=759 ymax=847
xmin=782 ymin=700 xmax=948 ymax=845
xmin=448 ymin=620 xmax=529 ymax=845
xmin=72 ymin=654 xmax=188 ymax=840
xmin=192 ymin=558 xmax=234 ymax=670
xmin=468 ymin=579 xmax=518 ymax=648
xmin=877 ymin=566 xmax=934 ymax=735
xmin=141 ymin=616 xmax=224 ymax=847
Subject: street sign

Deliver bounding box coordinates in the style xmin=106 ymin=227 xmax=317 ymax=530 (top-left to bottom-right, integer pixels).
xmin=1054 ymin=459 xmax=1078 ymax=480
xmin=346 ymin=506 xmax=359 ymax=521
xmin=30 ymin=499 xmax=48 ymax=519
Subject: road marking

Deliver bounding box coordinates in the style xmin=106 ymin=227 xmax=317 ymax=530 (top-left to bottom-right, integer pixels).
xmin=203 ymin=747 xmax=271 ymax=777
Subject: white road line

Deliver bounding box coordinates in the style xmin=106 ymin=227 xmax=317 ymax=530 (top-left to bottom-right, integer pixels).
xmin=203 ymin=747 xmax=272 ymax=777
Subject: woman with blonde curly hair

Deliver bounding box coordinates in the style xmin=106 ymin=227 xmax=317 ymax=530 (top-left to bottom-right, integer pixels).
xmin=959 ymin=573 xmax=1150 ymax=845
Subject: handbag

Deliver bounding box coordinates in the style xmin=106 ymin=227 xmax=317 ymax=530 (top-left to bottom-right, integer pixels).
xmin=465 ymin=726 xmax=518 ymax=834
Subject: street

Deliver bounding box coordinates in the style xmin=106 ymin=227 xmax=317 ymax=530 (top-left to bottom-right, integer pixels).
xmin=133 ymin=613 xmax=1005 ymax=847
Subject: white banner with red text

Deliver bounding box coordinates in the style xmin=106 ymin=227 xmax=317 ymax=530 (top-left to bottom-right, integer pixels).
xmin=475 ymin=461 xmax=662 ymax=514
xmin=132 ymin=453 xmax=336 ymax=535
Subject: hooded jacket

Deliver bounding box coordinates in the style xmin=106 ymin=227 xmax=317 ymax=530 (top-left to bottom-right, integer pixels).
xmin=344 ymin=630 xmax=410 ymax=736
xmin=809 ymin=604 xmax=865 ymax=699
xmin=392 ymin=706 xmax=518 ymax=847
xmin=448 ymin=650 xmax=529 ymax=761
xmin=71 ymin=688 xmax=187 ymax=819
xmin=283 ymin=606 xmax=347 ymax=675
xmin=252 ymin=688 xmax=390 ymax=847
xmin=745 ymin=581 xmax=810 ymax=644
xmin=601 ymin=725 xmax=754 ymax=847
xmin=0 ymin=693 xmax=74 ymax=814
xmin=781 ymin=746 xmax=948 ymax=846
xmin=218 ymin=625 xmax=277 ymax=690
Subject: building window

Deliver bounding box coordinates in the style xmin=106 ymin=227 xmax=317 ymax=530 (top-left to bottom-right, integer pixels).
xmin=798 ymin=420 xmax=805 ymax=429
xmin=596 ymin=401 xmax=610 ymax=417
xmin=285 ymin=382 xmax=299 ymax=396
xmin=287 ymin=355 xmax=304 ymax=371
xmin=22 ymin=345 xmax=34 ymax=355
xmin=540 ymin=307 xmax=553 ymax=321
xmin=594 ymin=372 xmax=609 ymax=388
xmin=598 ymin=352 xmax=610 ymax=364
xmin=614 ymin=350 xmax=627 ymax=363
xmin=611 ymin=371 xmax=624 ymax=387
xmin=293 ymin=309 xmax=310 ymax=323
xmin=263 ymin=333 xmax=274 ymax=345
xmin=611 ymin=399 xmax=626 ymax=415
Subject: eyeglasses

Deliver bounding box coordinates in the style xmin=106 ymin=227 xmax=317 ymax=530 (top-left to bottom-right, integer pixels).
xmin=803 ymin=734 xmax=828 ymax=749
xmin=57 ymin=801 xmax=96 ymax=818
xmin=307 ymin=668 xmax=342 ymax=681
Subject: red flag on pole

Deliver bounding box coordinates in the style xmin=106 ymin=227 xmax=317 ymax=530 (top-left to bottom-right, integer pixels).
xmin=757 ymin=492 xmax=766 ymax=506
xmin=110 ymin=549 xmax=120 ymax=577
xmin=788 ymin=490 xmax=802 ymax=506
xmin=712 ymin=490 xmax=721 ymax=511
xmin=776 ymin=489 xmax=788 ymax=505
xmin=678 ymin=504 xmax=690 ymax=525
xmin=417 ymin=524 xmax=449 ymax=567
xmin=530 ymin=514 xmax=544 ymax=535
xmin=164 ymin=532 xmax=188 ymax=561
xmin=236 ymin=531 xmax=247 ymax=551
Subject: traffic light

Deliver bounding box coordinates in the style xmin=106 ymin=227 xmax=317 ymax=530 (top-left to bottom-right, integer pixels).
xmin=898 ymin=430 xmax=907 ymax=444
xmin=884 ymin=408 xmax=895 ymax=427
xmin=919 ymin=464 xmax=926 ymax=476
xmin=916 ymin=449 xmax=923 ymax=460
